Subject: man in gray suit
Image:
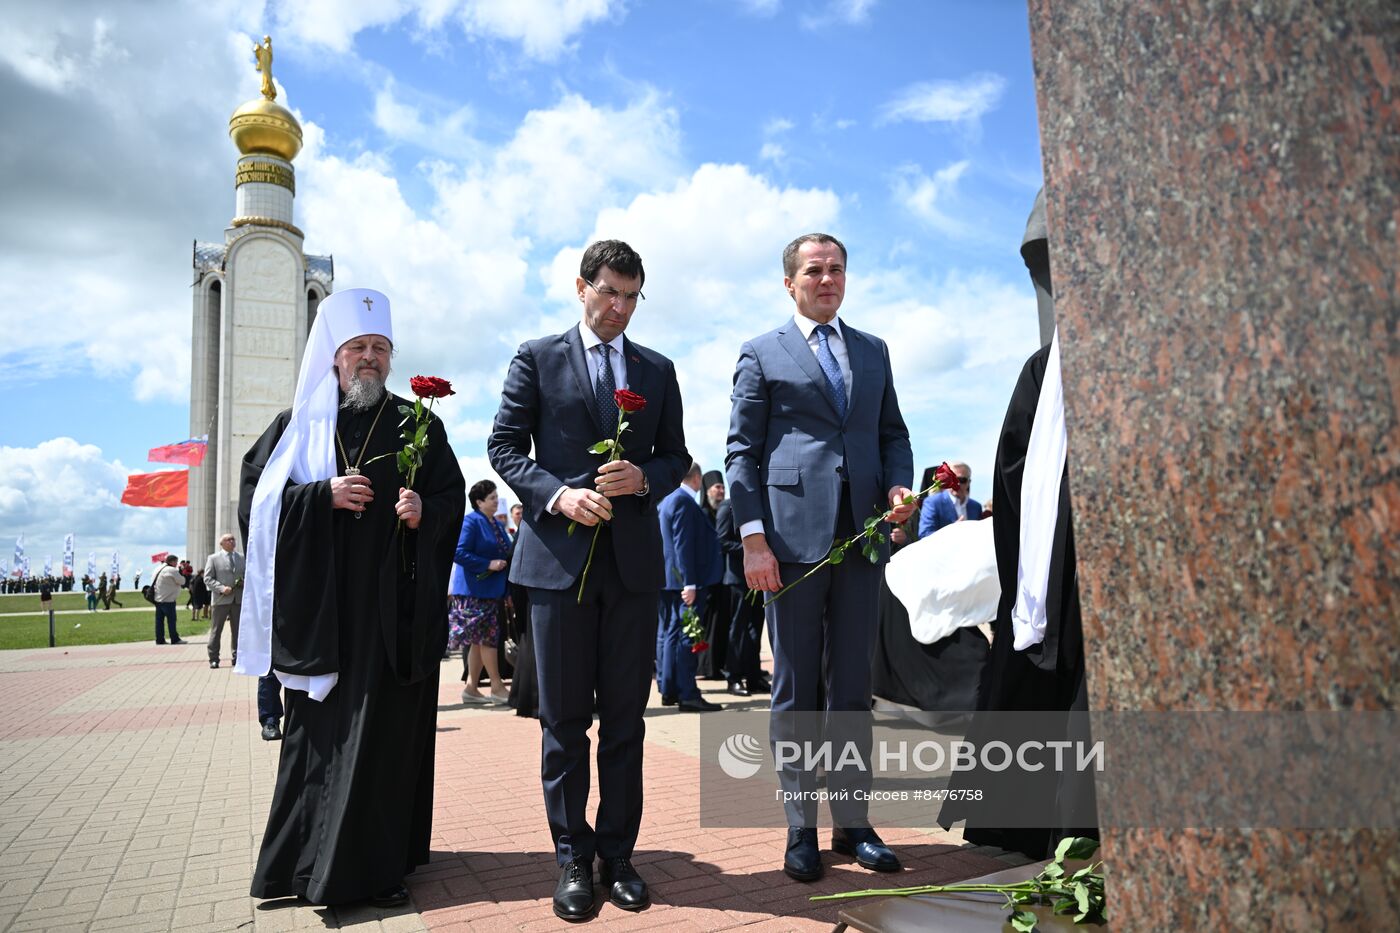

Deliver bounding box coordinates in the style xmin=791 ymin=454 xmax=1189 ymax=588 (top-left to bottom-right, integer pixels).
xmin=204 ymin=532 xmax=244 ymax=669
xmin=726 ymin=232 xmax=915 ymax=883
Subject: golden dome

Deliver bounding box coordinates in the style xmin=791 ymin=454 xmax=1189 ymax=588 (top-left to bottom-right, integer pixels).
xmin=229 ymin=97 xmax=302 ymax=162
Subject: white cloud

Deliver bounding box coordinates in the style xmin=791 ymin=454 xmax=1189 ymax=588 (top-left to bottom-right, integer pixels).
xmin=763 ymin=117 xmax=795 ymax=136
xmin=0 ymin=2 xmax=268 ymax=403
xmin=802 ymin=0 xmax=878 ymax=29
xmin=736 ymin=0 xmax=781 ymax=15
xmin=295 ymin=89 xmax=683 ymax=408
xmin=546 ymin=163 xmax=843 ymax=468
xmin=892 ymin=159 xmax=972 ymax=236
xmin=275 ymin=0 xmax=618 ymax=59
xmin=372 ymin=80 xmax=479 ymax=157
xmin=0 ymin=439 xmax=186 ymax=576
xmin=879 ymin=73 xmax=1007 ymax=125
xmin=759 ymin=142 xmax=786 ymax=164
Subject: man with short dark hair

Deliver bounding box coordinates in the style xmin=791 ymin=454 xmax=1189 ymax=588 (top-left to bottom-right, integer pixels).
xmin=656 ymin=462 xmax=722 ymax=712
xmin=490 ymin=239 xmax=690 ymax=921
xmin=727 ymin=232 xmax=915 ymax=882
xmin=151 ymin=555 xmax=186 ymax=645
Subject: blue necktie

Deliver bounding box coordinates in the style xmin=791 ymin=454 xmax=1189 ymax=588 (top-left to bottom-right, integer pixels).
xmin=595 ymin=344 xmax=618 ymax=436
xmin=814 ymin=324 xmax=848 ymax=420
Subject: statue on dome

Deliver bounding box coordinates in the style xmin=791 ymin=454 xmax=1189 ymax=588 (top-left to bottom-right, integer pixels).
xmin=254 ymin=35 xmax=276 ymax=101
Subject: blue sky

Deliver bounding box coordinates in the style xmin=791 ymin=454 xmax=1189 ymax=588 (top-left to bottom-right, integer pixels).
xmin=0 ymin=0 xmax=1045 ymax=573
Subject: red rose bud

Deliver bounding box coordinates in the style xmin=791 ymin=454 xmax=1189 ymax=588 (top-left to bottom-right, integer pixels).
xmin=934 ymin=461 xmax=961 ymax=493
xmin=410 ymin=375 xmax=455 ymax=399
xmin=691 ymin=641 xmax=709 ymax=654
xmin=613 ymin=388 xmax=647 ymax=413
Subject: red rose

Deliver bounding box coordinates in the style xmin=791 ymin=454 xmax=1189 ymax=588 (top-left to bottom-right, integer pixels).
xmin=691 ymin=640 xmax=709 ymax=654
xmin=613 ymin=388 xmax=647 ymax=413
xmin=410 ymin=375 xmax=455 ymax=399
xmin=934 ymin=461 xmax=961 ymax=494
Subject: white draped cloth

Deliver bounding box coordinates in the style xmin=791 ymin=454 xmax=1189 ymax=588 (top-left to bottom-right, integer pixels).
xmin=233 ymin=288 xmax=393 ymax=702
xmin=1011 ymin=329 xmax=1067 ymax=651
xmin=886 ymin=518 xmax=999 ymax=644
xmin=888 ymin=329 xmax=1067 ymax=653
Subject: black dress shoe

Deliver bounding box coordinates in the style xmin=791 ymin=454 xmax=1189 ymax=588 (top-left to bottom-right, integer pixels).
xmin=832 ymin=827 xmax=901 ymax=872
xmin=678 ymin=696 xmax=721 ymax=712
xmin=660 ymin=694 xmax=678 ymax=706
xmin=783 ymin=826 xmax=822 ymax=882
xmin=727 ymin=681 xmax=751 ymax=697
xmin=552 ymin=857 xmax=595 ymax=922
xmin=599 ymin=856 xmax=649 ymax=910
xmin=209 ymin=660 xmax=219 ymax=669
xmin=260 ymin=720 xmax=283 ymax=741
xmin=170 ymin=639 xmax=186 ymax=645
xmin=368 ymin=882 xmax=409 ymax=907
xmin=746 ymin=677 xmax=771 ymax=694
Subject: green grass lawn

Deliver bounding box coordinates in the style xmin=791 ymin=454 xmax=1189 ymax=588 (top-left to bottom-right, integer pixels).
xmin=0 ymin=608 xmax=210 ymax=650
xmin=0 ymin=589 xmax=147 ymax=613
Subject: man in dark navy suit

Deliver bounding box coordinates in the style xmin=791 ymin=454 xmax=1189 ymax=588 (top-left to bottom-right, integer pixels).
xmin=656 ymin=462 xmax=723 ymax=712
xmin=727 ymin=233 xmax=915 ymax=883
xmin=917 ymin=461 xmax=981 ymax=538
xmin=488 ymin=240 xmax=690 ymax=921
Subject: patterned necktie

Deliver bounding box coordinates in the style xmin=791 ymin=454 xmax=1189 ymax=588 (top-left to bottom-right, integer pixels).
xmin=595 ymin=343 xmax=618 ymax=436
xmin=814 ymin=324 xmax=848 ymax=420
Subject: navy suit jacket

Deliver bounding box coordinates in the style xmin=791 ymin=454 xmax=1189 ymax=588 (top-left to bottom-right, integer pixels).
xmin=658 ymin=486 xmax=722 ymax=591
xmin=726 ymin=318 xmax=914 ymax=564
xmin=488 ymin=327 xmax=690 ymax=591
xmin=917 ymin=489 xmax=984 ymax=539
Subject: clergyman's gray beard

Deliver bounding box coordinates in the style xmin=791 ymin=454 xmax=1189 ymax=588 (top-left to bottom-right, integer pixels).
xmin=341 ymin=372 xmax=386 ymax=411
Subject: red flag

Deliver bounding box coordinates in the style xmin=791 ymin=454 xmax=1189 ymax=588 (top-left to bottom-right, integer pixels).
xmin=121 ymin=471 xmax=188 ymax=508
xmin=150 ymin=551 xmax=170 ymax=564
xmin=148 ymin=438 xmax=207 ymax=466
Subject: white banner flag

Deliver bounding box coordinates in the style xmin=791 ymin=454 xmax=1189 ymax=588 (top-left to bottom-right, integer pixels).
xmin=109 ymin=551 xmax=120 ymax=578
xmin=12 ymin=535 xmax=23 ymax=577
xmin=43 ymin=556 xmax=52 ymax=577
xmin=87 ymin=552 xmax=97 ymax=579
xmin=63 ymin=533 xmax=75 ymax=577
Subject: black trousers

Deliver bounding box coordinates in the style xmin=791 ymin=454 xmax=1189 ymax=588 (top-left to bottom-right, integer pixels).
xmin=529 ymin=532 xmax=658 ymax=865
xmin=726 ymin=583 xmax=765 ymax=682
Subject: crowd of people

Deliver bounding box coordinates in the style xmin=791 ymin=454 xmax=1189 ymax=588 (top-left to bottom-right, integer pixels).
xmin=2 ymin=574 xmax=78 ymax=594
xmin=153 ymin=219 xmax=1089 ymax=919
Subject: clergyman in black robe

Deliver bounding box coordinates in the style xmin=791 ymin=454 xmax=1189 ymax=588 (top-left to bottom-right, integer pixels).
xmin=239 ymin=317 xmax=465 ymax=905
xmin=938 ymin=189 xmax=1098 ymax=859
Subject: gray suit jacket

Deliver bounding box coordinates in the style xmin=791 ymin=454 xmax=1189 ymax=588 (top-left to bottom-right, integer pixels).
xmin=203 ymin=549 xmax=244 ymax=607
xmin=726 ymin=318 xmax=913 ymax=565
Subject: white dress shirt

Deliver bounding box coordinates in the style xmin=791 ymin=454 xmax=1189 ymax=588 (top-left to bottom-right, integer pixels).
xmin=546 ymin=323 xmax=632 ymax=515
xmin=792 ymin=312 xmax=852 ymax=403
xmin=738 ymin=313 xmax=853 ymax=541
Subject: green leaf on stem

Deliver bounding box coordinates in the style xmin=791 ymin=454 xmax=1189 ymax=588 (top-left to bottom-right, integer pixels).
xmin=1072 ymin=882 xmax=1090 ymax=918
xmin=617 ymin=420 xmax=629 ymax=433
xmin=396 ymin=450 xmax=410 ymax=472
xmin=1055 ymin=836 xmax=1100 ymax=861
xmin=398 ymin=405 xmax=415 ymax=418
xmin=1009 ymin=910 xmax=1037 ymax=932
xmin=1041 ymin=862 xmax=1064 ymax=880
xmin=864 ymin=515 xmax=879 ymax=531
xmin=902 ymin=494 xmax=914 ymax=505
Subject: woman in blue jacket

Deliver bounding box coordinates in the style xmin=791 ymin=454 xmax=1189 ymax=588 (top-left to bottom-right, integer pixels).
xmin=451 ymin=479 xmax=514 ymax=704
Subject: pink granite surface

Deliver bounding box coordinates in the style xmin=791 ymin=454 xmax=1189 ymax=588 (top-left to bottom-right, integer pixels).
xmin=1028 ymin=0 xmax=1398 ymax=928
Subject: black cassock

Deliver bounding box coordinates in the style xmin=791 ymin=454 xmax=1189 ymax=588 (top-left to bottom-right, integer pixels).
xmin=938 ymin=344 xmax=1098 ymax=859
xmin=240 ymin=395 xmax=465 ymax=904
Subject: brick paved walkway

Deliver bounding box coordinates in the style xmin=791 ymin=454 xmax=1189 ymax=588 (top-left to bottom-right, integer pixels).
xmin=0 ymin=636 xmax=1023 ymax=932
